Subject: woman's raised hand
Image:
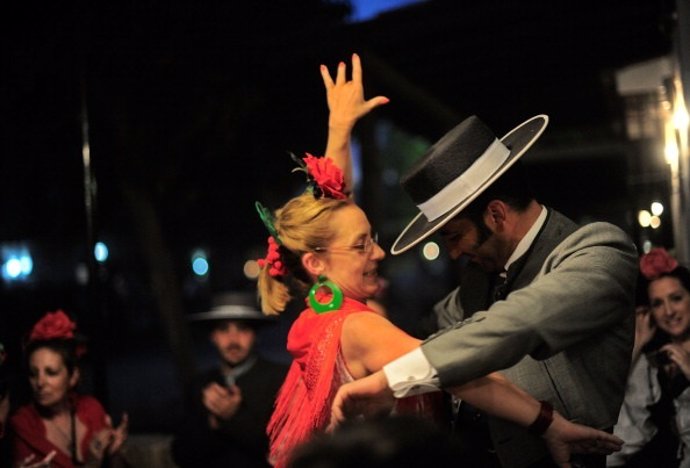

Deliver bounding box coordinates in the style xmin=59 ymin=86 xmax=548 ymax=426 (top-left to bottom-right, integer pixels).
xmin=320 ymin=53 xmax=389 ymax=131
xmin=632 ymin=306 xmax=655 ymax=361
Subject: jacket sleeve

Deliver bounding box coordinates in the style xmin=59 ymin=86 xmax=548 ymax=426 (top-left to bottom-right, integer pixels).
xmin=422 ymin=222 xmax=638 ymax=387
xmin=433 ymin=288 xmax=463 ymax=330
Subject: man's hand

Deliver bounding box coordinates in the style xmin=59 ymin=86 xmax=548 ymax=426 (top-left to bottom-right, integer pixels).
xmin=543 ymin=411 xmax=623 ymax=468
xmin=203 ymin=382 xmax=242 ymax=424
xmin=328 ymin=371 xmax=395 ymax=431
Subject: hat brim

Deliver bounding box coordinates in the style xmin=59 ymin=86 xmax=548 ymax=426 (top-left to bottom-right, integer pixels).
xmin=187 ymin=305 xmax=274 ymax=324
xmin=391 ymin=115 xmax=548 ymax=255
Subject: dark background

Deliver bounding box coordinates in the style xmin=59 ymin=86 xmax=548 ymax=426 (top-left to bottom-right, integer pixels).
xmin=0 ymin=0 xmax=679 ymax=432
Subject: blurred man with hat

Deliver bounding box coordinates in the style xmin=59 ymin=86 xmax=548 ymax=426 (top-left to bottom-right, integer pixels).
xmin=332 ymin=115 xmax=638 ymax=467
xmin=172 ymin=292 xmax=288 ymax=468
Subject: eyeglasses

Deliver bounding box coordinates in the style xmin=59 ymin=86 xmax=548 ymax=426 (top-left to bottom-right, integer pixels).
xmin=314 ymin=232 xmax=379 ymax=255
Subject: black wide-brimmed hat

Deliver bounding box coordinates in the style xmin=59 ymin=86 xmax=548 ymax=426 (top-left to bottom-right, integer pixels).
xmin=391 ymin=114 xmax=548 ymax=255
xmin=187 ymin=291 xmax=274 ymax=325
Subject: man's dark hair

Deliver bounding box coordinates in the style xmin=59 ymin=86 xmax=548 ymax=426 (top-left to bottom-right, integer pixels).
xmin=459 ymin=161 xmax=535 ymax=234
xmin=464 ymin=161 xmax=535 ymax=217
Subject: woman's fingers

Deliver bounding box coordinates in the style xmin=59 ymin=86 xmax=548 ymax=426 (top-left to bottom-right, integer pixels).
xmin=335 ymin=60 xmax=346 ymax=86
xmin=351 ymin=53 xmax=362 ymax=85
xmin=320 ymin=64 xmax=334 ymax=90
xmin=365 ymin=95 xmax=390 ymax=112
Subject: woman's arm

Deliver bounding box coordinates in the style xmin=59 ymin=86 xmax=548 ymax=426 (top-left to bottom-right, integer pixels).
xmin=339 ymin=315 xmax=622 ymax=466
xmin=320 ymin=53 xmax=388 ymax=194
xmin=342 ymin=312 xmax=540 ymax=424
xmin=450 ymin=377 xmax=621 ymax=466
xmin=341 ymin=312 xmax=420 ymax=379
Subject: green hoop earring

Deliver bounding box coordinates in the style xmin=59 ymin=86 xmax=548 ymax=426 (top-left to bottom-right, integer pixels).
xmin=309 ymin=275 xmax=343 ymax=314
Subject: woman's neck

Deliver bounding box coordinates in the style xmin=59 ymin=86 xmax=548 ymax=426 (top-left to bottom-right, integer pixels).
xmin=37 ymin=399 xmax=72 ymax=419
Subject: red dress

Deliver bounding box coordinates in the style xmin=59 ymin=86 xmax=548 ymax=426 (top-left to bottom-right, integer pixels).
xmin=10 ymin=394 xmax=108 ymax=468
xmin=267 ymin=296 xmax=447 ymax=467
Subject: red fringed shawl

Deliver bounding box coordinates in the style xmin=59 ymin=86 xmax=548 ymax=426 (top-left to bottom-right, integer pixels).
xmin=267 ymin=296 xmax=371 ymax=467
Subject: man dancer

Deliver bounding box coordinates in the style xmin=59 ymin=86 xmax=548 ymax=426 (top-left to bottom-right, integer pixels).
xmin=332 ymin=115 xmax=637 ymax=468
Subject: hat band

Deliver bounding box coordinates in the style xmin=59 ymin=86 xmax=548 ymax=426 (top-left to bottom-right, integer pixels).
xmin=417 ymin=138 xmax=510 ymax=221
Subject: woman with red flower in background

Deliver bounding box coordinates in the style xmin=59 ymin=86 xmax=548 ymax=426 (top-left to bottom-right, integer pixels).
xmin=609 ymin=248 xmax=690 ymax=467
xmin=9 ymin=310 xmax=129 ymax=468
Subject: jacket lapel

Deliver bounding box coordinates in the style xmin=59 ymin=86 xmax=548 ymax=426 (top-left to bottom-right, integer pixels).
xmin=510 ymin=210 xmax=578 ymax=292
xmin=458 ymin=209 xmax=579 ymax=316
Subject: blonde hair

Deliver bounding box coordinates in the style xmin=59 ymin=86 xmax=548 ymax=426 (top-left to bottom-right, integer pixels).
xmin=258 ymin=192 xmax=351 ymax=315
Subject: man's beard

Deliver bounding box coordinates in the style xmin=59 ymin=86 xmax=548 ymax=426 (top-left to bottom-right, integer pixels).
xmin=222 ymin=345 xmax=249 ymax=367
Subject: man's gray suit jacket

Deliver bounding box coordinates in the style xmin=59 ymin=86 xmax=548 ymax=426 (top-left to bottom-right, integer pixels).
xmin=425 ymin=209 xmax=638 ymax=467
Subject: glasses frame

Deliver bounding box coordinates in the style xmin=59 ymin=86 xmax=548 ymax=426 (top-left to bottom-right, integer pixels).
xmin=313 ymin=232 xmax=379 ymax=255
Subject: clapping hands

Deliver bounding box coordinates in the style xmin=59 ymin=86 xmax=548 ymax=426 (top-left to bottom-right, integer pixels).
xmin=88 ymin=412 xmax=129 ymax=463
xmin=203 ymin=382 xmax=242 ymax=428
xmin=660 ymin=342 xmax=690 ymax=379
xmin=16 ymin=451 xmax=56 ymax=468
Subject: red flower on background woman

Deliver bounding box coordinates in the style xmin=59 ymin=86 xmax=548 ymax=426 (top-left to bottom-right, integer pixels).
xmin=302 ymin=153 xmax=347 ymax=200
xmin=639 ymin=247 xmax=679 ymax=280
xmin=29 ymin=310 xmax=76 ymax=342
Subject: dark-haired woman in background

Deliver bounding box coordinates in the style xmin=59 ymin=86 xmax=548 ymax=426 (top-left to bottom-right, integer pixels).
xmin=10 ymin=310 xmax=128 ymax=468
xmin=609 ymin=248 xmax=690 ymax=467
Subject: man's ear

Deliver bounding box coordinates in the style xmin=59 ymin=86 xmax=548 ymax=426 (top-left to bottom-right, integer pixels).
xmin=484 ymin=200 xmax=507 ymax=231
xmin=301 ymin=252 xmax=325 ymax=276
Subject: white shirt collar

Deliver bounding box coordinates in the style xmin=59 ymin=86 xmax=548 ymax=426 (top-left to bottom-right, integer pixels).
xmin=503 ymin=205 xmax=547 ymax=274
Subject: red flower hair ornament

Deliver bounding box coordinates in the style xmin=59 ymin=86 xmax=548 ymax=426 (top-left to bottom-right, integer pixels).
xmin=28 ymin=310 xmax=87 ymax=357
xmin=640 ymin=247 xmax=679 ymax=280
xmin=292 ymin=152 xmax=348 ymax=200
xmin=29 ymin=310 xmax=76 ymax=342
xmin=258 ymin=236 xmax=287 ymax=278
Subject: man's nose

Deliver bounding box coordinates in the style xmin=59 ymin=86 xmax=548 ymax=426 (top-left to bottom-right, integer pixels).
xmin=445 ymin=241 xmax=464 ymax=260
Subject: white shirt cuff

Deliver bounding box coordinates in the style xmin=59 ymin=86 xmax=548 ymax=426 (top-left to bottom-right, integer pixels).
xmin=382 ymin=347 xmax=441 ymax=398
